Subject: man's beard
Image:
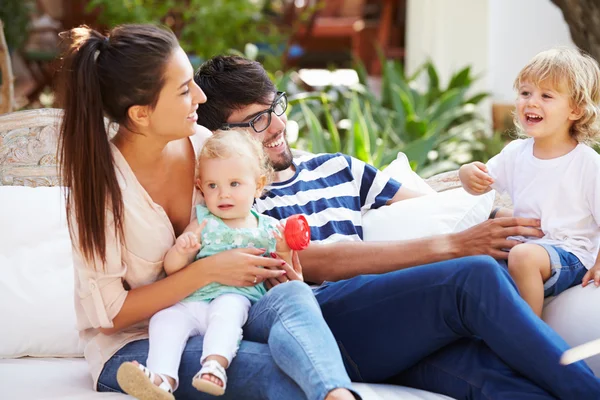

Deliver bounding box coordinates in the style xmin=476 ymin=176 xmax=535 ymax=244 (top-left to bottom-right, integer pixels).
xmin=265 ymin=133 xmax=293 ymax=171
xmin=271 ymin=148 xmax=293 ymax=171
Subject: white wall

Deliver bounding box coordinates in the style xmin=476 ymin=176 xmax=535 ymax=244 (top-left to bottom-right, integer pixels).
xmin=405 ymin=0 xmax=489 ymax=90
xmin=406 ymin=0 xmax=575 ymax=105
xmin=488 ymin=0 xmax=575 ymax=103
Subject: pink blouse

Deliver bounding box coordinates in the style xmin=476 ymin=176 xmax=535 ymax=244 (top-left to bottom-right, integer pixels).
xmin=71 ymin=127 xmax=210 ymax=387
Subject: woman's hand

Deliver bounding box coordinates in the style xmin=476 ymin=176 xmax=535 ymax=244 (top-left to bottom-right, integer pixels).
xmin=265 ymin=250 xmax=303 ymax=290
xmin=194 ymin=247 xmax=288 ymax=287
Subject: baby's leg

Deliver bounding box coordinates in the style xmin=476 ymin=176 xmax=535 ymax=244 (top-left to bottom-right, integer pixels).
xmin=199 ymin=294 xmax=251 ymax=388
xmin=507 ymin=243 xmax=551 ymax=317
xmin=147 ymin=301 xmax=208 ymax=389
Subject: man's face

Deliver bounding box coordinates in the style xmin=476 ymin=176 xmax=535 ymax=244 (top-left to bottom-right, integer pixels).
xmin=225 ymin=94 xmax=294 ymax=172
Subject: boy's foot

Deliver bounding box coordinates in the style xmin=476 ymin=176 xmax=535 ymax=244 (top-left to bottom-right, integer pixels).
xmin=116 ymin=361 xmax=174 ymax=400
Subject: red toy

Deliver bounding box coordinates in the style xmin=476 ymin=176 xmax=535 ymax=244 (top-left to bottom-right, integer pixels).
xmin=284 ymin=215 xmax=311 ymax=250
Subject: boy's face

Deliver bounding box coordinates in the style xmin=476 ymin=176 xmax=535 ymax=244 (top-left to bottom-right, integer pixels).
xmin=516 ymin=81 xmax=580 ymax=141
xmin=197 ymin=156 xmax=265 ymax=221
xmin=225 ymin=93 xmax=294 ymax=172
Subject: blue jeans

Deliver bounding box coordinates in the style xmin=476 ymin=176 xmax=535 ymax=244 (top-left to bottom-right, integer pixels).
xmin=98 ymin=281 xmax=356 ymax=400
xmin=314 ymin=255 xmax=600 ymax=400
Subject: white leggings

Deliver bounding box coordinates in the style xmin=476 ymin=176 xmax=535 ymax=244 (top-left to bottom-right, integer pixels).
xmin=146 ymin=293 xmax=251 ymax=387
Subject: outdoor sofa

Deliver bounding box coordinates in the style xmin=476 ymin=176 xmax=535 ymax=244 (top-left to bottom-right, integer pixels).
xmin=1 ymin=108 xmax=599 ymax=400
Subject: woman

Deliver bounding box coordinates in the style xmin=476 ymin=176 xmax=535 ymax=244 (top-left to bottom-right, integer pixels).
xmin=58 ymin=24 xmax=357 ymax=400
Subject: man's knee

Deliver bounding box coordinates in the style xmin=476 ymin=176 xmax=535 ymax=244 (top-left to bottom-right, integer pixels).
xmin=460 ymin=255 xmax=510 ymax=283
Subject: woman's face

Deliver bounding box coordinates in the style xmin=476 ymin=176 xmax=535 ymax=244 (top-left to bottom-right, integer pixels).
xmin=148 ymin=47 xmax=206 ymax=139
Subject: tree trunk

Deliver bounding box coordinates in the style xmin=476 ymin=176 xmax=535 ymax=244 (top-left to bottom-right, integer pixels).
xmin=552 ymin=0 xmax=600 ymax=62
xmin=0 ymin=19 xmax=15 ymax=114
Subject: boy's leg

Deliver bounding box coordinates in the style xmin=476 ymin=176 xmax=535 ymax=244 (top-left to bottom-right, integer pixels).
xmin=507 ymin=243 xmax=551 ymax=316
xmin=539 ymin=244 xmax=588 ymax=297
xmin=315 ymin=255 xmax=600 ymax=399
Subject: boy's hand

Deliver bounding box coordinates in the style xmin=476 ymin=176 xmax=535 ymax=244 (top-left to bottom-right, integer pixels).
xmin=459 ymin=162 xmax=494 ymax=195
xmin=582 ymin=264 xmax=600 ymax=287
xmin=175 ymin=220 xmax=207 ymax=254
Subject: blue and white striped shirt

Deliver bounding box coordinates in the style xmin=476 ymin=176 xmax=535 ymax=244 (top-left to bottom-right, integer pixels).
xmin=254 ymin=153 xmax=401 ymax=244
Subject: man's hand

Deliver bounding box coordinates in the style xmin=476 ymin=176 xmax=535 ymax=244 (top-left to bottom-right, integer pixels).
xmin=454 ymin=217 xmax=543 ymax=259
xmin=459 ymin=162 xmax=494 ymax=195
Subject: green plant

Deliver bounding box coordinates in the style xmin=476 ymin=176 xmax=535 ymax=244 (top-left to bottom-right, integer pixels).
xmin=287 ymin=60 xmax=501 ymax=177
xmin=86 ymin=0 xmax=286 ymax=68
xmin=0 ymin=0 xmax=34 ymax=50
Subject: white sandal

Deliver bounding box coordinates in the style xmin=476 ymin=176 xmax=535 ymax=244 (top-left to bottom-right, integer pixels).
xmin=116 ymin=361 xmax=174 ymax=400
xmin=192 ymin=359 xmax=227 ymax=396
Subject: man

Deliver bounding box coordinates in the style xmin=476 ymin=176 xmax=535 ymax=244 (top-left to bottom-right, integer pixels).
xmin=195 ymin=56 xmax=600 ymax=399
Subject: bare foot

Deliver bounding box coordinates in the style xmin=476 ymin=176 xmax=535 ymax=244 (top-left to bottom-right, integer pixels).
xmin=325 ymin=388 xmax=356 ymax=400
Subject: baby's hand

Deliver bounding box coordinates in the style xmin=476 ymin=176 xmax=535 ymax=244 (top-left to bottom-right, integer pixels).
xmin=582 ymin=264 xmax=600 ymax=288
xmin=175 ymin=220 xmax=207 ymax=254
xmin=273 ymin=222 xmax=291 ymax=254
xmin=459 ymin=162 xmax=494 ymax=195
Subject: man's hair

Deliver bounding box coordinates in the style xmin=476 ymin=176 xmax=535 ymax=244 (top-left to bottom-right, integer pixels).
xmin=194 ymin=55 xmax=276 ymax=130
xmin=514 ymin=47 xmax=600 ymax=145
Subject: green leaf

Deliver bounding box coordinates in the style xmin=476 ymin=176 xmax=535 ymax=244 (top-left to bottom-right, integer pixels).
xmin=348 ymin=93 xmax=372 ymax=163
xmin=426 ymin=88 xmax=467 ymax=124
xmin=322 ymin=93 xmax=341 ymax=152
xmin=401 ymin=134 xmax=438 ymax=170
xmin=447 ymin=66 xmax=473 ymax=90
xmin=299 ymin=101 xmax=327 ymax=154
xmin=465 ymin=92 xmax=490 ymax=105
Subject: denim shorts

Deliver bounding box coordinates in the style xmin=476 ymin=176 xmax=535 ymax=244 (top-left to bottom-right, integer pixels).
xmin=539 ymin=244 xmax=587 ymax=297
xmin=499 ymin=244 xmax=587 ymax=297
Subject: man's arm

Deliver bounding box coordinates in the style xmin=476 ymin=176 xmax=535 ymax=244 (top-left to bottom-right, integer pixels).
xmin=386 ymin=185 xmax=426 ymax=204
xmin=300 ymin=217 xmax=542 ymax=283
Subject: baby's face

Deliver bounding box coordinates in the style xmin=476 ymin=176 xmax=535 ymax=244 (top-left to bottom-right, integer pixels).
xmin=197 ymin=156 xmax=263 ymax=221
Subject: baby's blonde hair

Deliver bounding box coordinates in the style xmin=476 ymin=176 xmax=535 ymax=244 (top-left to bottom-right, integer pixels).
xmin=513 ymin=47 xmax=600 ymax=145
xmin=197 ymin=129 xmax=274 ymax=186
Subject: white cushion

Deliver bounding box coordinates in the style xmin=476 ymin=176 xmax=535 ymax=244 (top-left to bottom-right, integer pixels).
xmin=543 ymin=285 xmax=600 ymax=376
xmin=0 ymin=358 xmax=454 ymax=400
xmin=363 ymin=153 xmax=494 ymax=242
xmin=382 ymin=153 xmax=436 ymax=196
xmin=0 ymin=186 xmax=83 ymax=358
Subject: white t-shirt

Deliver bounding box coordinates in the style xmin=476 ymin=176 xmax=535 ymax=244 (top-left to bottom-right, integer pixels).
xmin=487 ymin=138 xmax=600 ymax=269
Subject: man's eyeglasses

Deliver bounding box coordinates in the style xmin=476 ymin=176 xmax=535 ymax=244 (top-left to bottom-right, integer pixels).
xmin=220 ymin=91 xmax=287 ymax=134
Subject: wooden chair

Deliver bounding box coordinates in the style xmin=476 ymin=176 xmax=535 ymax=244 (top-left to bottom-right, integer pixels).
xmin=283 ymin=0 xmax=405 ymax=75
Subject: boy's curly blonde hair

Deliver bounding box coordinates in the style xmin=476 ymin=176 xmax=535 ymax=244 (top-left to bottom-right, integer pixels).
xmin=514 ymin=47 xmax=600 ymax=145
xmin=197 ymin=129 xmax=275 ymax=187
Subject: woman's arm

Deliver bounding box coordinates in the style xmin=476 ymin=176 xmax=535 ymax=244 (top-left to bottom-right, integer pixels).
xmin=101 ymin=247 xmax=289 ymax=335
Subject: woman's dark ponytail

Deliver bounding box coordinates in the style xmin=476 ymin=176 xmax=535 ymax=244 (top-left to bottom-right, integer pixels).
xmin=57 ymin=25 xmax=178 ymax=266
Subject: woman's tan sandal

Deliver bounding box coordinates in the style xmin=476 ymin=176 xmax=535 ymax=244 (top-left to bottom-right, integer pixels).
xmin=192 ymin=359 xmax=227 ymax=396
xmin=116 ymin=361 xmax=174 ymax=400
